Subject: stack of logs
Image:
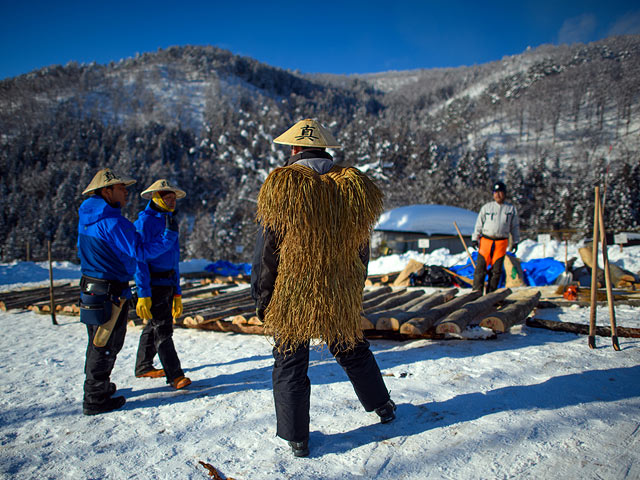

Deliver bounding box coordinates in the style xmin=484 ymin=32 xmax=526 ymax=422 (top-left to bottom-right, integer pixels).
xmin=0 ymin=281 xmax=239 ymax=317
xmin=0 ymin=283 xmax=79 ymax=314
xmin=177 ymin=286 xmax=542 ymax=339
xmin=6 ymin=281 xmax=640 ymax=339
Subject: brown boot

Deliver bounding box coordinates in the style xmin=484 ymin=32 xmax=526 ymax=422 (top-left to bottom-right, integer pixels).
xmin=171 ymin=376 xmax=191 ymax=390
xmin=136 ymin=368 xmax=165 ymax=378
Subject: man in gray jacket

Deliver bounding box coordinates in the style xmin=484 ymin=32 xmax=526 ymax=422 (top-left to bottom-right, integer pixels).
xmin=471 ymin=181 xmax=520 ymax=293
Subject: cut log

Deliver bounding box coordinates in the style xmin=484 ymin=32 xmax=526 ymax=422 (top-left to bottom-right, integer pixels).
xmin=372 ymin=288 xmax=458 ymax=331
xmin=361 ymin=315 xmax=375 ymax=330
xmin=526 ymin=318 xmax=640 ymax=338
xmin=194 ymin=320 xmax=266 ymax=334
xmin=366 ymin=272 xmax=399 ymax=286
xmin=392 ymin=259 xmax=424 ymax=287
xmin=435 ymin=288 xmax=512 ymax=334
xmin=364 ymin=290 xmax=424 ymax=314
xmin=480 ymin=290 xmax=541 ymax=332
xmin=247 ymin=316 xmax=263 ymax=325
xmin=230 ymin=315 xmax=248 ymax=325
xmin=362 ymin=286 xmax=393 ymax=301
xmin=196 ymin=304 xmax=256 ymax=325
xmin=362 ymin=288 xmax=406 ymax=312
xmin=400 ymin=290 xmax=482 ymax=336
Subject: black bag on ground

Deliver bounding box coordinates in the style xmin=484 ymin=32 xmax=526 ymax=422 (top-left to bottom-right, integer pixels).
xmin=409 ymin=265 xmax=454 ymax=287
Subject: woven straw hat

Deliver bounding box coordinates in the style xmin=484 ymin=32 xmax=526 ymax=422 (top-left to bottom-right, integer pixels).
xmin=140 ymin=179 xmax=186 ymax=200
xmin=82 ymin=168 xmax=136 ymax=195
xmin=273 ymin=119 xmax=342 ymax=148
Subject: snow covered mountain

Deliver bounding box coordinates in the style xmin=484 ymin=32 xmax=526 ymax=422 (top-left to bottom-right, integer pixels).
xmin=0 ymin=37 xmax=639 ymax=262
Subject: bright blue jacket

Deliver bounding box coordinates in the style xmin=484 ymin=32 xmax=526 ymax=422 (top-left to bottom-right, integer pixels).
xmin=77 ymin=196 xmax=178 ymax=298
xmin=134 ymin=201 xmax=181 ymax=298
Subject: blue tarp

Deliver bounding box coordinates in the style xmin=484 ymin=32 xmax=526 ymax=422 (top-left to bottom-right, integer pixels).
xmin=520 ymin=257 xmax=565 ymax=286
xmin=447 ymin=252 xmax=565 ymax=287
xmin=204 ymin=260 xmax=251 ymax=277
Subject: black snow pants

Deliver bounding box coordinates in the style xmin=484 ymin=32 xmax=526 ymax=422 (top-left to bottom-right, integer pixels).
xmin=83 ymin=301 xmax=129 ymax=407
xmin=473 ymin=253 xmax=506 ymax=293
xmin=134 ymin=285 xmax=184 ymax=383
xmin=272 ymin=337 xmax=390 ymax=442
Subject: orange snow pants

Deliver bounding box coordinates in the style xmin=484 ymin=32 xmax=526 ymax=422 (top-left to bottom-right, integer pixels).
xmin=478 ymin=237 xmax=509 ymax=267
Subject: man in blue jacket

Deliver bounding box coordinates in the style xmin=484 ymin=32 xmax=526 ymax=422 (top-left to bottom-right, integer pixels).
xmin=133 ymin=179 xmax=191 ymax=390
xmin=78 ymin=169 xmax=178 ymax=415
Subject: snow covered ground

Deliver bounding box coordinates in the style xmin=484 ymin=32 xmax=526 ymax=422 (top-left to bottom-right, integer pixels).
xmin=1 ymin=242 xmax=639 ymax=479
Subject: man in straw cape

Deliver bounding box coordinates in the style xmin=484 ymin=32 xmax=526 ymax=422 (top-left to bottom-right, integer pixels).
xmin=133 ymin=179 xmax=191 ymax=390
xmin=77 ymin=169 xmax=178 ymax=415
xmin=251 ymin=119 xmax=396 ymax=457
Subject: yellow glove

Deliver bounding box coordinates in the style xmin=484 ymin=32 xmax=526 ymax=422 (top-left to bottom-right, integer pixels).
xmin=136 ymin=297 xmax=153 ymax=321
xmin=172 ymin=295 xmax=183 ymax=319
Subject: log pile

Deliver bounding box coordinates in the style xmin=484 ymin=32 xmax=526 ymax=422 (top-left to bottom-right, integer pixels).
xmin=12 ymin=277 xmax=640 ymax=342
xmin=180 ymin=286 xmax=542 ymax=340
xmin=0 ymin=283 xmax=76 ymax=312
xmin=0 ymin=281 xmax=238 ymax=317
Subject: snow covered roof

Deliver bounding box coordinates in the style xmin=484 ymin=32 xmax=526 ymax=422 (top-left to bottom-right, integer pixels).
xmin=374 ymin=204 xmax=477 ymax=236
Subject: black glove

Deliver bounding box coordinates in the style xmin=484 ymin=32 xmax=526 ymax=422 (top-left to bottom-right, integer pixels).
xmin=165 ymin=210 xmax=179 ymax=232
xmin=471 ymin=240 xmax=478 ymax=250
xmin=511 ymin=242 xmax=518 ymax=253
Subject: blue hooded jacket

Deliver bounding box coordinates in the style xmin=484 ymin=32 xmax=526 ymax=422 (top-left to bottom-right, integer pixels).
xmin=134 ymin=201 xmax=181 ymax=298
xmin=77 ymin=196 xmax=178 ymax=297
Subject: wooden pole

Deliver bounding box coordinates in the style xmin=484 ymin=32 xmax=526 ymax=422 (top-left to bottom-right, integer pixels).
xmin=596 ymin=194 xmax=620 ymax=351
xmin=588 ymin=187 xmax=599 ymax=349
xmin=453 ymin=221 xmax=476 ymax=269
xmin=47 ymin=240 xmax=58 ymax=325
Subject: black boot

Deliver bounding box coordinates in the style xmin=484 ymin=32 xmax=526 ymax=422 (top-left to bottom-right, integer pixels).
xmin=83 ymin=395 xmax=126 ymax=416
xmin=288 ymin=440 xmax=309 ymax=457
xmin=108 ymin=382 xmax=117 ymax=396
xmin=375 ymin=399 xmax=397 ymax=424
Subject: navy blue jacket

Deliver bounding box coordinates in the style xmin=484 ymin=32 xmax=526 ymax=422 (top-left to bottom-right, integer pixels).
xmin=77 ymin=195 xmax=177 ymax=298
xmin=134 ymin=201 xmax=181 ymax=298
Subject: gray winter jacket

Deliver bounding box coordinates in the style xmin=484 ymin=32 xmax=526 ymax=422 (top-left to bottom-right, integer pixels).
xmin=472 ymin=201 xmax=520 ymax=243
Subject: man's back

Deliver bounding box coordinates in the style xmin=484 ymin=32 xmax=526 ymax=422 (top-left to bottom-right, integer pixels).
xmin=256 ymin=161 xmax=382 ymax=351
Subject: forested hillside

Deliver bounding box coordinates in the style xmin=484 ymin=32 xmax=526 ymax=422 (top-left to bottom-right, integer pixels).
xmin=1 ymin=36 xmax=639 ymax=262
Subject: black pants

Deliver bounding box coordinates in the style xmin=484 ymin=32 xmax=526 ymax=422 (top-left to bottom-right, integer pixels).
xmin=272 ymin=338 xmax=390 ymax=442
xmin=473 ymin=253 xmax=506 ymax=293
xmin=134 ymin=285 xmax=183 ymax=383
xmin=83 ymin=301 xmax=129 ymax=407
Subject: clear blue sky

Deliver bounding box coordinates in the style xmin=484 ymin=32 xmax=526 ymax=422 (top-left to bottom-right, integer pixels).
xmin=2 ymin=0 xmax=640 ymax=80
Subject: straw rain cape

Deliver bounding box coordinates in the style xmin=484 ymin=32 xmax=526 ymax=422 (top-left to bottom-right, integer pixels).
xmin=257 ymin=163 xmax=384 ymax=352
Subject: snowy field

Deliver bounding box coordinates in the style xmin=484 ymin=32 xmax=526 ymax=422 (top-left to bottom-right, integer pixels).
xmin=1 ymin=241 xmax=639 ymax=479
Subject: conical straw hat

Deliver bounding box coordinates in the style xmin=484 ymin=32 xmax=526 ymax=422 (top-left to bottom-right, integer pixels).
xmin=273 ymin=119 xmax=341 ymax=148
xmin=82 ymin=168 xmax=136 ymax=195
xmin=141 ymin=179 xmax=186 ymax=199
